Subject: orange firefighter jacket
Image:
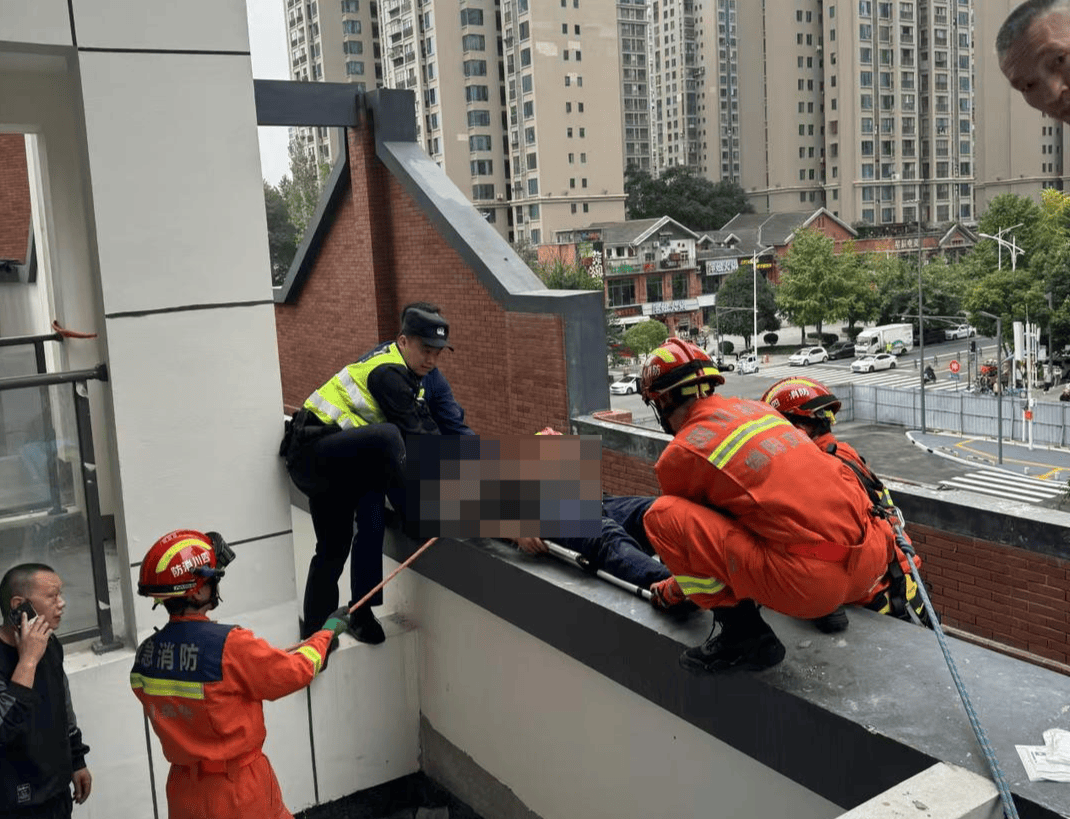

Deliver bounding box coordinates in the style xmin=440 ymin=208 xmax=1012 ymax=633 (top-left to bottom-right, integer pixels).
xmin=657 ymin=396 xmax=883 ymax=548
xmin=130 ymin=614 xmax=333 ymax=819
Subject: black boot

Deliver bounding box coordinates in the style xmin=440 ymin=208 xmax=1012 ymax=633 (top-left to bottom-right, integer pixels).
xmin=810 ymin=606 xmax=849 ymax=634
xmin=348 ymin=607 xmax=386 ymax=645
xmin=679 ymin=601 xmax=785 ymax=673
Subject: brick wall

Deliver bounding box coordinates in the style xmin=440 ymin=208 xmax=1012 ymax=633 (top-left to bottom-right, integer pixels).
xmin=275 ymin=113 xmax=571 ymax=437
xmin=910 ymin=523 xmax=1070 ymax=670
xmin=0 ymin=133 xmax=31 ymax=262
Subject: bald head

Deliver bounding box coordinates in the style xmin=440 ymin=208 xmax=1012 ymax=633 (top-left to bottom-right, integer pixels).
xmin=999 ymin=0 xmax=1070 ymax=121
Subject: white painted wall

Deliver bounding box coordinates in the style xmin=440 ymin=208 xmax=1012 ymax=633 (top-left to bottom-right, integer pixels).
xmin=395 ymin=571 xmax=845 ymax=819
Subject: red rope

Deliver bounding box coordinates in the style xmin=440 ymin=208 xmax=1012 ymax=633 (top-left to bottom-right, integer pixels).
xmin=51 ymin=320 xmax=97 ymax=339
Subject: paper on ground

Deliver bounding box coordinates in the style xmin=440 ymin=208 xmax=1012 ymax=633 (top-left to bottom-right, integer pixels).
xmin=1016 ymin=728 xmax=1070 ymax=782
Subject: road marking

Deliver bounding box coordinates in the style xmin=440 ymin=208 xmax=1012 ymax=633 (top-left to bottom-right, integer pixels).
xmin=938 ymin=470 xmax=1064 ymax=503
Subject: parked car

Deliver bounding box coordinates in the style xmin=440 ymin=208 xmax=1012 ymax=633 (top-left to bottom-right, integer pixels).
xmin=851 ymin=353 xmax=897 ymax=373
xmin=788 ymin=346 xmax=829 ymax=366
xmin=826 ymin=340 xmax=855 ymax=360
xmin=609 ymin=375 xmax=641 ymax=395
xmin=713 ymin=356 xmax=736 ymax=372
xmin=944 ymin=324 xmax=976 ymax=340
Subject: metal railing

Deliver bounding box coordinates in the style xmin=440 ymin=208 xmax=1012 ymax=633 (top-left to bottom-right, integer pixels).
xmin=0 ymin=334 xmax=118 ymax=652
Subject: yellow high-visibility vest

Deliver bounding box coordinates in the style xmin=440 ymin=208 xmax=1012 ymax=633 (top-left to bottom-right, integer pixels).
xmin=303 ymin=343 xmax=421 ymax=429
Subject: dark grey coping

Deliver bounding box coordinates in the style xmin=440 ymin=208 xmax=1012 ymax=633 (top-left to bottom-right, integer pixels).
xmin=382 ymin=527 xmax=1069 ymax=819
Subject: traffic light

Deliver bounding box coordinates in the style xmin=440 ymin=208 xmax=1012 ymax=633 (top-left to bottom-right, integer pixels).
xmin=969 ymin=340 xmax=977 ymax=353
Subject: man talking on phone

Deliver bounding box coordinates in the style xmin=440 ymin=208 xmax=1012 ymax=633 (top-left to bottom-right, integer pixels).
xmin=0 ymin=564 xmax=92 ymax=818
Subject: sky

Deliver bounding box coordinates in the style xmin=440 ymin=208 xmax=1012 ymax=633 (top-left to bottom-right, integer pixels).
xmin=246 ymin=0 xmax=291 ymax=186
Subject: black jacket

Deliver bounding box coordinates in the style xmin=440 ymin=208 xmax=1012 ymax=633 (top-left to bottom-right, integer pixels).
xmin=0 ymin=636 xmax=89 ymax=810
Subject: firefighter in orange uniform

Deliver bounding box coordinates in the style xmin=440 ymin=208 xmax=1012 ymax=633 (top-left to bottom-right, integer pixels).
xmin=638 ymin=339 xmax=895 ymax=673
xmin=760 ymin=376 xmax=930 ymax=628
xmin=131 ymin=530 xmax=350 ymax=819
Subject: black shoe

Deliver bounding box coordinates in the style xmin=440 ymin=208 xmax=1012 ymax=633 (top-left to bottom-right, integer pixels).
xmin=348 ymin=607 xmax=385 ymax=645
xmin=810 ymin=607 xmax=849 ymax=634
xmin=679 ymin=602 xmax=785 ymax=673
xmin=661 ymin=598 xmax=701 ymax=621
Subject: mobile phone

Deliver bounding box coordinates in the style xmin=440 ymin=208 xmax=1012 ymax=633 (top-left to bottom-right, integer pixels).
xmin=8 ymin=600 xmax=37 ymax=630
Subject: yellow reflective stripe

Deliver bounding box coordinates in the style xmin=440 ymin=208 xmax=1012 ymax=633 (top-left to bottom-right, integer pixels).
xmin=129 ymin=673 xmax=206 ymax=700
xmin=296 ymin=645 xmax=324 ymax=676
xmin=154 ymin=539 xmax=210 ymax=574
xmin=652 ymin=347 xmax=676 ymax=362
xmin=337 ymin=367 xmax=371 ymax=415
xmin=708 ymin=413 xmax=791 ymax=469
xmin=675 ymin=574 xmax=726 ymax=596
xmin=307 ymin=391 xmax=344 ymax=423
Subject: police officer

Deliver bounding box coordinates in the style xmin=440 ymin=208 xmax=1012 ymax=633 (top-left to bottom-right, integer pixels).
xmin=131 ymin=530 xmax=347 ymax=819
xmin=282 ymin=307 xmax=452 ymax=641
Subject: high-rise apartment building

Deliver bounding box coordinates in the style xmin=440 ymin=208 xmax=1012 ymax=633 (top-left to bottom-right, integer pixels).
xmin=284 ymin=0 xmax=380 ymax=168
xmin=650 ymin=0 xmax=702 ymax=170
xmin=731 ymin=0 xmax=976 ymax=227
xmin=285 ymin=0 xmax=630 ymax=243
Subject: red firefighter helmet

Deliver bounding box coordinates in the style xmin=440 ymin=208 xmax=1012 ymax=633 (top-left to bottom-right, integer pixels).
xmin=137 ymin=529 xmax=234 ymax=600
xmin=761 ymin=377 xmax=841 ymax=422
xmin=640 ymin=338 xmax=724 ymax=431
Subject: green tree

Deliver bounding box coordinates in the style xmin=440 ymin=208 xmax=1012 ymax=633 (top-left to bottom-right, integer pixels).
xmin=776 ymin=228 xmax=856 ymax=343
xmin=837 ymin=249 xmax=883 ymax=332
xmin=278 ymin=138 xmax=330 ymax=240
xmin=264 ymin=182 xmax=298 ymax=286
xmin=624 ymin=165 xmax=753 ymax=230
xmin=623 ymin=320 xmax=669 ymax=358
xmin=535 ymin=257 xmax=602 ymax=290
xmin=714 ymin=265 xmax=779 ymax=349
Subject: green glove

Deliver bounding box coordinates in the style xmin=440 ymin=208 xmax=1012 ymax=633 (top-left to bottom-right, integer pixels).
xmin=321 ymin=607 xmax=350 ymax=637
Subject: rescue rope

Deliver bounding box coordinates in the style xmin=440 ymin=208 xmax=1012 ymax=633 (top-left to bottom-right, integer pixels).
xmin=51 ymin=319 xmax=98 ymax=339
xmin=894 ymin=526 xmax=1021 ymax=819
xmin=346 ymin=536 xmax=437 ymax=615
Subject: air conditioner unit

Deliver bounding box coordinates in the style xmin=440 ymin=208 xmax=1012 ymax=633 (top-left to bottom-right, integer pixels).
xmin=496 ymin=194 xmax=505 ymax=201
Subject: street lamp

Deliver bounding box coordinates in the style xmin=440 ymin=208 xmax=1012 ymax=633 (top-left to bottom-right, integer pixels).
xmin=978 ymin=310 xmax=1003 ymax=464
xmin=976 ymin=224 xmax=1024 ymax=272
xmin=751 ymin=244 xmax=773 ymax=356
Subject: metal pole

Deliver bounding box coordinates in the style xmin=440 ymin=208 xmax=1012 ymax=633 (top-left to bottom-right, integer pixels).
xmin=996 ymin=316 xmax=1004 ymax=464
xmin=917 ymin=220 xmax=926 ymax=433
xmin=752 ymin=247 xmax=759 ymax=358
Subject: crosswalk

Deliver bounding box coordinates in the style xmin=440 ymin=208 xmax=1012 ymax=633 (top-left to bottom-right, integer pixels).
xmin=736 ymin=361 xmax=972 ymax=392
xmin=937 ymin=469 xmax=1066 ymax=504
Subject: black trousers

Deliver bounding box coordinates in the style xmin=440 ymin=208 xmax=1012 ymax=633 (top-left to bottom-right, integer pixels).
xmin=286 ymin=422 xmax=406 ymax=633
xmin=6 ymin=789 xmax=73 ymax=819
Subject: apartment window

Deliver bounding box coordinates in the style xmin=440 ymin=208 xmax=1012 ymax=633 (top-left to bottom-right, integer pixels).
xmin=579 ymin=127 xmax=585 ymax=137
xmin=565 ymin=102 xmax=572 ymax=113
xmin=521 ymin=48 xmax=531 ymax=66
xmin=522 ymin=74 xmax=533 ymax=93
xmin=581 ymin=177 xmax=588 ymax=188
xmin=580 ymin=152 xmax=586 ymax=164
xmin=463 ymin=34 xmax=486 ymax=51
xmin=860 ymin=24 xmax=872 ymax=39
xmin=523 ymin=101 xmax=534 ymax=119
xmin=341 ymin=0 xmax=359 ymax=11
xmin=567 ymin=127 xmax=573 ymax=137
xmin=343 ymin=19 xmax=360 ymax=33
xmin=565 ymin=75 xmax=571 ymax=87
xmin=343 ymin=40 xmax=363 ymax=54
xmin=525 ymin=126 xmax=536 ymax=144
xmin=346 ymin=61 xmax=364 ymax=75
xmin=570 ymin=177 xmax=576 ymax=189
xmin=464 ymin=60 xmax=487 ymax=76
xmin=472 ymin=184 xmax=494 ymax=199
xmin=860 ymin=71 xmax=873 ymax=87
xmin=470 ymin=159 xmax=493 ymax=175
xmin=862 ymin=164 xmax=875 ymax=178
xmin=460 ymin=8 xmax=484 ymax=25
xmin=571 ymin=203 xmax=578 ymax=214
xmin=528 ymin=204 xmax=539 ymax=219
xmin=465 ymin=85 xmax=489 ymax=102
xmin=469 ymin=135 xmax=492 ymax=151
xmin=526 ymin=152 xmax=537 ymax=170
xmin=583 ymin=203 xmax=589 ymax=213
xmin=575 ymin=51 xmax=582 ymax=61
xmin=467 ymin=110 xmax=491 ymax=126
xmin=672 ymin=273 xmax=688 ymax=300
xmin=528 ymin=178 xmax=539 ymax=194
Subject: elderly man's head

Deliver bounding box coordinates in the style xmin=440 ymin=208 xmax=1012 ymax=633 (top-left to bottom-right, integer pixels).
xmin=998 ymin=0 xmax=1070 ymax=121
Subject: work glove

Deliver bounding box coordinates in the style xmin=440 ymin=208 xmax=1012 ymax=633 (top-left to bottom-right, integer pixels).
xmin=649 ymin=577 xmax=685 ymax=611
xmin=321 ymin=606 xmax=351 ymax=637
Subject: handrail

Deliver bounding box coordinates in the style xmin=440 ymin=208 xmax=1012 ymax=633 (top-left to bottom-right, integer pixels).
xmin=0 ymin=331 xmax=62 ymax=349
xmin=0 ymin=364 xmax=108 ymax=392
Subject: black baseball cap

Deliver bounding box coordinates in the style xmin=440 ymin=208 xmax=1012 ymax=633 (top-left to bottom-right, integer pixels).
xmin=401 ymin=308 xmax=453 ymax=350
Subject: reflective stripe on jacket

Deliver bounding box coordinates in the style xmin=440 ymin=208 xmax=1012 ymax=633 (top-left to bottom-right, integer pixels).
xmin=304 ymin=343 xmax=420 ymax=429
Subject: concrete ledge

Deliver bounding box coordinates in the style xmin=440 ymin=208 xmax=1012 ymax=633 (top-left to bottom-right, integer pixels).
xmin=838 ymin=763 xmax=1000 ymax=819
xmin=384 ymin=529 xmax=1069 ymax=819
